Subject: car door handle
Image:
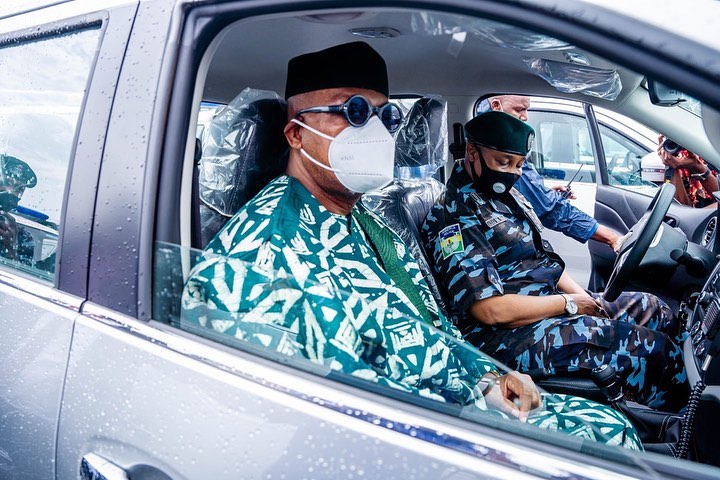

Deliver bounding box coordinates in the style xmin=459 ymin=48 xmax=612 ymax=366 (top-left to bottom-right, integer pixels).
xmin=80 ymin=453 xmax=130 ymax=480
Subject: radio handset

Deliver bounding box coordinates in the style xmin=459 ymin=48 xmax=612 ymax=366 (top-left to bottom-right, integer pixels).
xmin=560 ymin=164 xmax=584 ymax=200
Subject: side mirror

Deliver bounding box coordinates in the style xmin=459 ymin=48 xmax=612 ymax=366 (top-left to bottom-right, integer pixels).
xmin=647 ymin=79 xmax=686 ymax=107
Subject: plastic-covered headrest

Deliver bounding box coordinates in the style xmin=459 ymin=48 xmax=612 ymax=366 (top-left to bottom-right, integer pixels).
xmin=199 ymin=88 xmax=289 ymax=218
xmin=393 ymin=96 xmax=448 ymax=180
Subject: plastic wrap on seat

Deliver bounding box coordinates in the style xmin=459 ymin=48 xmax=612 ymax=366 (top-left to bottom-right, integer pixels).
xmin=198 ymin=88 xmax=289 ymax=245
xmin=364 ymin=96 xmax=450 ymax=317
xmin=394 ymin=96 xmax=448 ymax=181
xmin=524 ymin=58 xmax=622 ymax=100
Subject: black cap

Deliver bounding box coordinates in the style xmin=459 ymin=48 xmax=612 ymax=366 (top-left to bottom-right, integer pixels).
xmin=0 ymin=155 xmax=36 ymax=188
xmin=464 ymin=111 xmax=535 ymax=156
xmin=285 ymin=42 xmax=389 ymax=100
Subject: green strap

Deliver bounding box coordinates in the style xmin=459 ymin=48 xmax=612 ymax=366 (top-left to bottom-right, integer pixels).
xmin=352 ymin=208 xmax=435 ymax=326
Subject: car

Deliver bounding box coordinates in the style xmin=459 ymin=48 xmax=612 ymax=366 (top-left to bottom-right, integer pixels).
xmin=2 ymin=0 xmax=720 ymax=479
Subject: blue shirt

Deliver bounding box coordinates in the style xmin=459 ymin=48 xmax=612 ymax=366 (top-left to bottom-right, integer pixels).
xmin=514 ymin=162 xmax=598 ymax=243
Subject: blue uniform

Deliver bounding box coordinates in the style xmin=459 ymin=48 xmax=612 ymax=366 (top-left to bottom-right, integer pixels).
xmin=422 ymin=163 xmax=688 ymax=411
xmin=515 ymin=161 xmax=598 ymax=243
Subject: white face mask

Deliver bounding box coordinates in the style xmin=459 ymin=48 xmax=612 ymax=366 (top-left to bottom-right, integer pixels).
xmin=291 ymin=116 xmax=395 ymax=193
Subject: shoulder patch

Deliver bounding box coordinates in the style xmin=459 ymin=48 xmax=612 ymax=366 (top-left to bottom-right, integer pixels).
xmin=439 ymin=223 xmax=465 ymax=259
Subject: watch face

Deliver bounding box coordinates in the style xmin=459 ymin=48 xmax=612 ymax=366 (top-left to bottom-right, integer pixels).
xmin=565 ymin=295 xmax=578 ymax=315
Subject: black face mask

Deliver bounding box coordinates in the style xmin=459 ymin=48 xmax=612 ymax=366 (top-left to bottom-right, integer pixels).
xmin=471 ymin=151 xmax=520 ymax=199
xmin=0 ymin=192 xmax=20 ymax=212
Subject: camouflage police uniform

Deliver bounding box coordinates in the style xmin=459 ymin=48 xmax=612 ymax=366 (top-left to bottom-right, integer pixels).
xmin=182 ymin=175 xmax=643 ymax=449
xmin=422 ymin=163 xmax=688 ymax=411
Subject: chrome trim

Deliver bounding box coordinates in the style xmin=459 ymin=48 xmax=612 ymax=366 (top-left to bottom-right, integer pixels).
xmin=0 ymin=268 xmax=82 ymax=312
xmin=80 ymin=453 xmax=129 ymax=480
xmin=81 ymin=302 xmax=647 ymax=480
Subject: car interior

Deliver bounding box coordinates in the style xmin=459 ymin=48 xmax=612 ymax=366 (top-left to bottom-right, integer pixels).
xmin=151 ymin=4 xmax=720 ymax=471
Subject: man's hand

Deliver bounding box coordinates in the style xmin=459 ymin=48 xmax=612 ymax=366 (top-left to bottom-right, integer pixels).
xmin=485 ymin=371 xmax=542 ymax=422
xmin=0 ymin=212 xmax=18 ymax=260
xmin=570 ymin=292 xmax=609 ymax=318
xmin=551 ymin=184 xmax=576 ymax=199
xmin=657 ymin=135 xmax=705 ymax=174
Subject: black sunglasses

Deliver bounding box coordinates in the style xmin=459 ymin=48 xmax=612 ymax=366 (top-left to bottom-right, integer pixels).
xmin=295 ymin=94 xmax=403 ymax=133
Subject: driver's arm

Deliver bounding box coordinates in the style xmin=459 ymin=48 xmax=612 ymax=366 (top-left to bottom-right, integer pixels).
xmin=469 ymin=292 xmax=607 ymax=328
xmin=557 ymin=270 xmax=586 ymax=295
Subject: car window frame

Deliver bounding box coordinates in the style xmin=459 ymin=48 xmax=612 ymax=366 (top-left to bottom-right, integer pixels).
xmin=0 ymin=5 xmax=133 ymax=296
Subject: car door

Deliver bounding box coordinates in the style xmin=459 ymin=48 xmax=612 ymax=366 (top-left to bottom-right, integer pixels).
xmin=588 ymin=104 xmax=718 ymax=292
xmin=48 ymin=2 xmax=676 ymax=479
xmin=524 ymin=98 xmax=600 ymax=286
xmin=0 ymin=2 xmax=137 ymax=479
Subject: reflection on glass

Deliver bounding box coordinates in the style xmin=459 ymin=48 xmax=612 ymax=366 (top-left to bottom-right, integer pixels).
xmin=154 ymin=241 xmax=648 ymax=462
xmin=0 ymin=27 xmax=100 ymax=278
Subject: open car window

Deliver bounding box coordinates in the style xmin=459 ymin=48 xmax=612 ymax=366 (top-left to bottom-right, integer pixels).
xmin=153 ymin=239 xmax=651 ymax=470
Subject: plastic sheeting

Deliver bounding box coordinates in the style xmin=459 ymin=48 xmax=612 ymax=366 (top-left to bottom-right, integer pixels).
xmin=524 ymin=58 xmax=622 ymax=100
xmin=364 ymin=95 xmax=451 ymax=315
xmin=362 ymin=179 xmax=448 ymax=317
xmin=198 ymin=88 xmax=289 ymax=245
xmin=410 ymin=12 xmax=572 ymax=51
xmin=393 ymin=96 xmax=448 ymax=180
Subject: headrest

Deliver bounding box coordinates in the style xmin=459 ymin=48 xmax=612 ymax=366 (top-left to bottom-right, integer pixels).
xmin=394 ymin=96 xmax=448 ymax=180
xmin=199 ymin=88 xmax=289 ymax=217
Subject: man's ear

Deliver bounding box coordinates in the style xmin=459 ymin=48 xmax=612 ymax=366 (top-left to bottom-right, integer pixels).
xmin=284 ymin=120 xmax=303 ymax=149
xmin=490 ymin=98 xmax=502 ymax=112
xmin=466 ymin=142 xmax=477 ymax=161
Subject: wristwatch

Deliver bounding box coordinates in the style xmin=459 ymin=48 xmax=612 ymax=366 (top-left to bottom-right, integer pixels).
xmin=561 ymin=293 xmax=578 ymax=315
xmin=690 ymin=167 xmax=711 ymax=181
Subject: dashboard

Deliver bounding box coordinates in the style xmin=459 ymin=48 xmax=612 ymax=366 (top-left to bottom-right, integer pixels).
xmin=685 ymin=258 xmax=720 ymax=399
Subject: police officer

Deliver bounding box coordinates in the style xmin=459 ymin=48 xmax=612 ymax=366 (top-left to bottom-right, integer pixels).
xmin=422 ymin=111 xmax=688 ymax=411
xmin=478 ymin=95 xmax=623 ymax=249
xmin=0 ymin=154 xmax=37 ymax=263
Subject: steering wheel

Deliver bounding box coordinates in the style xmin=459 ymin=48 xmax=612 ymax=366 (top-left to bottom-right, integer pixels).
xmin=603 ymin=182 xmax=676 ymax=301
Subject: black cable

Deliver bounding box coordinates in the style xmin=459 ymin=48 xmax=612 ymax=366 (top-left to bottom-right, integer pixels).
xmin=675 ymin=379 xmax=706 ymax=460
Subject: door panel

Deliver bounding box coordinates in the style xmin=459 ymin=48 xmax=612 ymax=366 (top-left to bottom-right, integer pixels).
xmin=0 ymin=280 xmax=80 ymax=480
xmin=57 ymin=308 xmax=541 ymax=479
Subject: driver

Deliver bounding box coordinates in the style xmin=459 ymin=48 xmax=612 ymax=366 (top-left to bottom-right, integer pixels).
xmin=422 ymin=112 xmax=688 ymax=411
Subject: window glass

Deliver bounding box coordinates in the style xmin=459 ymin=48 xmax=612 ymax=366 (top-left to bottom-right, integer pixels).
xmin=599 ymin=124 xmax=658 ymax=194
xmin=524 ymin=110 xmax=596 ymax=184
xmin=153 ymin=241 xmax=643 ymax=466
xmin=0 ymin=28 xmax=99 ymax=280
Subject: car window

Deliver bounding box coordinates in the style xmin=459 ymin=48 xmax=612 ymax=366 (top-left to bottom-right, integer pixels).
xmin=599 ymin=124 xmax=658 ymax=193
xmin=525 ymin=110 xmax=596 ymax=184
xmin=0 ymin=28 xmax=100 ymax=281
xmin=153 ymin=240 xmax=643 ymax=464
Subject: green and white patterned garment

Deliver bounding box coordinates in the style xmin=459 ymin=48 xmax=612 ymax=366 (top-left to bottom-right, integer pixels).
xmin=182 ymin=175 xmax=642 ymax=450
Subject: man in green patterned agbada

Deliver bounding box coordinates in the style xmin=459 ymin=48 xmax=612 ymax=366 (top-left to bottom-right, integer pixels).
xmin=182 ymin=41 xmax=642 ymax=450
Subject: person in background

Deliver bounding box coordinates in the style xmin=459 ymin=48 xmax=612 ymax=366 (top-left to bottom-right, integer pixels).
xmin=657 ymin=134 xmax=718 ymax=207
xmin=478 ymin=95 xmax=624 ymax=251
xmin=0 ymin=154 xmax=37 ymax=264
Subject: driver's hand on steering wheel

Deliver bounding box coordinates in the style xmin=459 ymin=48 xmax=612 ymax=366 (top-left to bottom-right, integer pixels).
xmin=570 ymin=293 xmax=609 ymax=318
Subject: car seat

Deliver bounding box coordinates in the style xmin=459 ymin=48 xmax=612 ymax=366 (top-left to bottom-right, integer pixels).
xmin=362 ymin=96 xmax=449 ymax=316
xmin=195 ymin=88 xmax=289 ymax=248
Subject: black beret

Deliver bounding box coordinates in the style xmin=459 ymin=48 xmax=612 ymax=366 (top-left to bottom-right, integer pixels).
xmin=464 ymin=111 xmax=535 ymax=156
xmin=285 ymin=42 xmax=389 ymax=99
xmin=0 ymin=155 xmax=36 ymax=188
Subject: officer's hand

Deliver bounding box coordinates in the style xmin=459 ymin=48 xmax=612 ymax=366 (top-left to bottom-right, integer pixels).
xmin=551 ymin=185 xmax=576 ymax=199
xmin=485 ymin=371 xmax=541 ymax=422
xmin=571 ymin=293 xmax=608 ymax=318
xmin=0 ymin=212 xmax=18 ymax=260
